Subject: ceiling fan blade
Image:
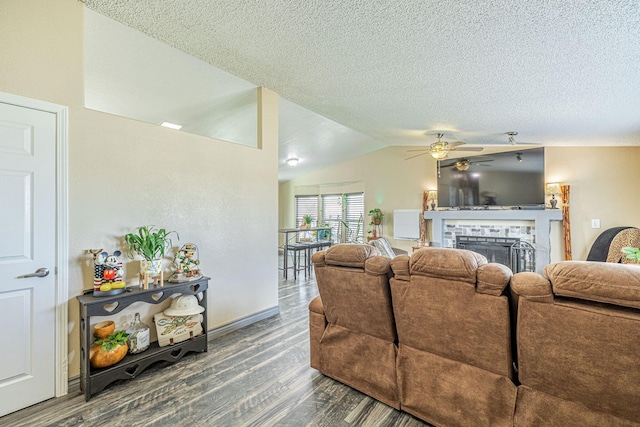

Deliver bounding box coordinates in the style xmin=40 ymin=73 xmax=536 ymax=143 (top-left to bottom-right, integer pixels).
xmin=451 ymin=146 xmax=484 ymax=152
xmin=473 ymin=159 xmax=494 ymax=163
xmin=405 ymin=152 xmax=431 ymax=160
xmin=439 ymin=161 xmax=457 ymax=168
xmin=406 ymin=149 xmax=430 ymax=152
xmin=448 ymin=141 xmax=466 ymax=148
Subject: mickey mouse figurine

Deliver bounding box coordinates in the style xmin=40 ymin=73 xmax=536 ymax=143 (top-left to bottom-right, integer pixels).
xmin=91 ymin=250 xmax=125 ymax=292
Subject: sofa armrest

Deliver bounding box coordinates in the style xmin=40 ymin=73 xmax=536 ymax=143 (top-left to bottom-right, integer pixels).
xmin=390 ymin=255 xmax=410 ymax=281
xmin=309 ymin=295 xmax=324 ymax=315
xmin=311 ymin=250 xmax=326 ymax=267
xmin=477 ymin=263 xmax=512 ymax=296
xmin=511 ymin=272 xmax=553 ymax=303
xmin=308 ymin=296 xmax=326 ymax=371
xmin=365 ymin=256 xmax=392 ymax=275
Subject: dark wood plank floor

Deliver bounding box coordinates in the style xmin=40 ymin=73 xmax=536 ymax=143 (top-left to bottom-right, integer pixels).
xmin=2 ymin=263 xmax=430 ymax=427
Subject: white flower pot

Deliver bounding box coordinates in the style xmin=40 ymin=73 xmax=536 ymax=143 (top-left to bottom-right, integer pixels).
xmin=140 ymin=259 xmax=162 ymax=276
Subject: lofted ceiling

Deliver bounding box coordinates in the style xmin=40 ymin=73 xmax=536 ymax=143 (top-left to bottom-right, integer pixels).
xmin=80 ymin=0 xmax=640 ymax=181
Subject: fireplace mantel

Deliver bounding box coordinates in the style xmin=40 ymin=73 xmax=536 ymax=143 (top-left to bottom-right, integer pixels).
xmin=424 ymin=209 xmax=563 ymax=273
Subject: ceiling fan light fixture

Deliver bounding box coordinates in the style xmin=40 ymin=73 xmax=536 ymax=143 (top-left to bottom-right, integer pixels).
xmin=286 ymin=156 xmax=299 ymax=166
xmin=455 ymin=161 xmax=470 ymax=171
xmin=430 ymin=150 xmax=448 ymax=160
xmin=430 ymin=139 xmax=449 ymax=159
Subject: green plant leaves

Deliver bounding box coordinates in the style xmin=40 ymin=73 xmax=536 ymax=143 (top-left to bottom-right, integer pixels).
xmin=124 ymin=225 xmax=178 ymax=261
xmin=622 ymin=247 xmax=640 ymax=263
xmin=94 ymin=330 xmax=129 ymax=352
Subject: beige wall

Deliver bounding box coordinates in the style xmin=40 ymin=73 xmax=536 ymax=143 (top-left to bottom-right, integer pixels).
xmin=280 ymin=146 xmax=640 ymax=259
xmin=545 ymin=146 xmax=640 ymax=260
xmin=1 ymin=0 xmax=279 ymax=378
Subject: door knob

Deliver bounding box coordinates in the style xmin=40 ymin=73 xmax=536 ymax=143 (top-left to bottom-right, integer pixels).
xmin=17 ymin=268 xmax=50 ymax=279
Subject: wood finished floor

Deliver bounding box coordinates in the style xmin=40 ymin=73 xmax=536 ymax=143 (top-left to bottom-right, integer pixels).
xmin=3 ymin=266 xmax=430 ymax=427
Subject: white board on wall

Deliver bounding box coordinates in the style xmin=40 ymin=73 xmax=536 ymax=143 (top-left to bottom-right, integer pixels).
xmin=393 ymin=209 xmax=421 ymax=240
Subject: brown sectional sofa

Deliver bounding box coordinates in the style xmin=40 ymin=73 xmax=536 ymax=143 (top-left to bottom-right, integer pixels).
xmin=511 ymin=261 xmax=640 ymax=427
xmin=310 ymin=243 xmax=399 ymax=408
xmin=390 ymin=249 xmax=515 ymax=427
xmin=309 ymin=244 xmax=640 ymax=427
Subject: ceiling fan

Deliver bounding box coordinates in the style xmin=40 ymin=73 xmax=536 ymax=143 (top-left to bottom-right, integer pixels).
xmin=405 ymin=133 xmax=484 ymax=160
xmin=439 ymin=158 xmax=494 ymax=171
xmin=494 ymin=131 xmax=539 ymax=146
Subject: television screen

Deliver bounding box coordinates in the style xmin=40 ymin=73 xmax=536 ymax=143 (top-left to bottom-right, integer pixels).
xmin=437 ymin=148 xmax=545 ymax=208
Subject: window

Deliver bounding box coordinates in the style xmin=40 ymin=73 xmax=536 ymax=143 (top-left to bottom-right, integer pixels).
xmin=320 ymin=194 xmax=343 ymax=242
xmin=295 ymin=195 xmax=318 ymax=228
xmin=319 ymin=192 xmax=364 ymax=243
xmin=296 ymin=192 xmax=364 ymax=243
xmin=341 ymin=193 xmax=365 ymax=243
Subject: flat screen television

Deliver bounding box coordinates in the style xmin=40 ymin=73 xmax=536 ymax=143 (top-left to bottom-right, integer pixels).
xmin=437 ymin=147 xmax=545 ymax=209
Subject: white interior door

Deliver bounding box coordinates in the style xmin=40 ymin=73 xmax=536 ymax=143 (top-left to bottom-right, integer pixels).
xmin=0 ymin=102 xmax=57 ymax=416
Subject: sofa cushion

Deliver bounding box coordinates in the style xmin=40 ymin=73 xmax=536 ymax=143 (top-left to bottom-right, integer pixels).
xmin=544 ymin=261 xmax=640 ymax=309
xmin=410 ymin=248 xmax=487 ymax=284
xmin=323 ymin=243 xmax=380 ymax=268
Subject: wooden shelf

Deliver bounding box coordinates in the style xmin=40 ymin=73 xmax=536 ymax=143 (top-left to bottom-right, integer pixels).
xmin=77 ymin=277 xmax=209 ymax=400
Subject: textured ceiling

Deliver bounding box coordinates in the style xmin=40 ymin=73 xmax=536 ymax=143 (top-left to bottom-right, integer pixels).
xmin=81 ymin=0 xmax=640 ymax=180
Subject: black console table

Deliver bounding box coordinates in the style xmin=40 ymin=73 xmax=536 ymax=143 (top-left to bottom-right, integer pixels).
xmin=76 ymin=277 xmax=209 ymax=401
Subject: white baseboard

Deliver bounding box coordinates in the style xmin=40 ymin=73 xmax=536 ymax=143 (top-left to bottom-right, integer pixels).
xmin=207 ymin=306 xmax=280 ymax=339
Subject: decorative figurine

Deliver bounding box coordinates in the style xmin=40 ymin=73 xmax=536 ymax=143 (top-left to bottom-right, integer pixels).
xmin=90 ymin=249 xmax=126 ymax=295
xmin=169 ymin=243 xmax=203 ymax=282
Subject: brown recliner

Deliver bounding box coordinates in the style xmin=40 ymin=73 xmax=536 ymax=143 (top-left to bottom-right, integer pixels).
xmin=309 ymin=244 xmax=399 ymax=408
xmin=511 ymin=261 xmax=640 ymax=426
xmin=390 ymin=248 xmax=516 ymax=427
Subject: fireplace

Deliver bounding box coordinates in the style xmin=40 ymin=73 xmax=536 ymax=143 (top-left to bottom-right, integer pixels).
xmin=456 ymin=236 xmax=519 ymax=266
xmin=424 ymin=210 xmax=563 ymax=274
xmin=455 ymin=236 xmax=535 ymax=272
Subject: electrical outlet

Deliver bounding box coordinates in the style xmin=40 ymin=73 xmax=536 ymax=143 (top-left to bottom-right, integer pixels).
xmin=591 ymin=219 xmax=601 ymax=229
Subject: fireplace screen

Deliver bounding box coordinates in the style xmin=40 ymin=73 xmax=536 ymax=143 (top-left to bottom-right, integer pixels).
xmin=455 ymin=235 xmax=535 ymax=273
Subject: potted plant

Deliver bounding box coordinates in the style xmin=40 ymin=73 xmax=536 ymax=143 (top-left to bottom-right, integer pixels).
xmin=301 ymin=215 xmax=313 ymax=229
xmin=368 ymin=208 xmax=383 ymax=238
xmin=317 ymin=222 xmax=330 ymax=239
xmin=369 ymin=208 xmax=383 ymax=225
xmin=124 ymin=225 xmax=178 ymax=278
xmin=90 ymin=329 xmax=129 ymax=368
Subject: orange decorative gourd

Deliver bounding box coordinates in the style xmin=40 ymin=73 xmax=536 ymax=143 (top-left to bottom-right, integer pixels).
xmin=89 ymin=342 xmax=128 ymax=368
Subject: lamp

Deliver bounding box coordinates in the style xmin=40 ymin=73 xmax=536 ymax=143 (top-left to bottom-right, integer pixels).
xmin=546 ymin=183 xmax=561 ymax=209
xmin=427 ymin=190 xmax=438 ymax=211
xmin=285 ymin=157 xmax=299 ymax=167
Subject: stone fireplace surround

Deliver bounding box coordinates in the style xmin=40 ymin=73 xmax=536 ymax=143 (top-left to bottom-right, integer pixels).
xmin=424 ymin=209 xmax=563 ymax=273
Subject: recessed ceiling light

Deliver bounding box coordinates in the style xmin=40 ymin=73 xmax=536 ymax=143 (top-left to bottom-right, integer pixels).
xmin=161 ymin=121 xmax=183 ymax=130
